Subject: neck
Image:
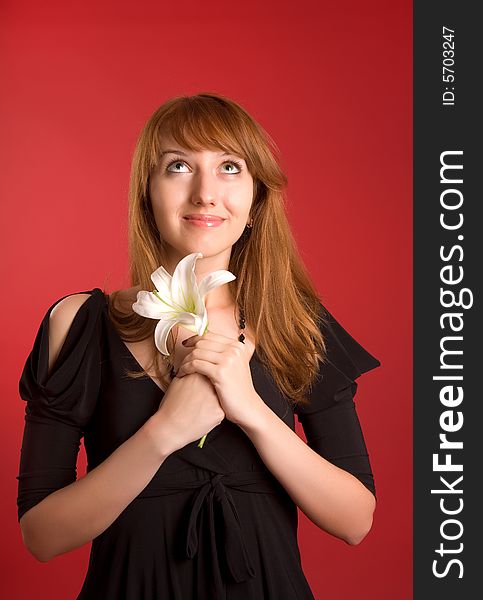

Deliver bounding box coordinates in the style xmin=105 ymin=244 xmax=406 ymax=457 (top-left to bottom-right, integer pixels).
xmin=200 ymin=278 xmax=234 ymax=311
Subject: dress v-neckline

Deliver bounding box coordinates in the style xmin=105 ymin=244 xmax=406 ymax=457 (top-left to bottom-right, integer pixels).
xmin=93 ymin=288 xmax=257 ymax=395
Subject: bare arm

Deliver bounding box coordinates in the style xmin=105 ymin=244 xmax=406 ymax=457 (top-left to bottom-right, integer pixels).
xmin=20 ymin=413 xmax=170 ymax=562
xmin=19 ymin=294 xmax=224 ymax=562
xmin=238 ymin=392 xmax=376 ymax=546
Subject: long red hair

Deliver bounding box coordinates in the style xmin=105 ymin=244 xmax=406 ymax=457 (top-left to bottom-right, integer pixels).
xmin=108 ymin=92 xmax=327 ymax=409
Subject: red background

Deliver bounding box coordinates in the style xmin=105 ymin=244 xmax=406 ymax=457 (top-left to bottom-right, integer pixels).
xmin=0 ymin=1 xmax=412 ymax=598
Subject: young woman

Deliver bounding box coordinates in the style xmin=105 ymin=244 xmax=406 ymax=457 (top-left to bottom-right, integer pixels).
xmin=17 ymin=92 xmax=381 ymax=599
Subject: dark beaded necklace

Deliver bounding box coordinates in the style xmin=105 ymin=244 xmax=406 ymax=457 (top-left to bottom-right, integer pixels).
xmin=238 ymin=306 xmax=246 ymax=344
xmin=167 ymin=306 xmax=246 ymax=380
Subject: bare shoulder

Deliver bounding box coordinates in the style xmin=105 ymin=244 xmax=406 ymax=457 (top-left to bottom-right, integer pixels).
xmin=48 ymin=293 xmax=93 ymax=376
xmin=50 ymin=293 xmax=93 ymax=321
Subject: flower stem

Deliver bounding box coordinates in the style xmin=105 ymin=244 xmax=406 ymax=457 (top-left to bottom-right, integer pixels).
xmin=196 ymin=324 xmax=210 ymax=448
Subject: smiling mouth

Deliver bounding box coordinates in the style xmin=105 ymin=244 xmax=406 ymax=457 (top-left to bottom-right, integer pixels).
xmin=183 ymin=215 xmax=225 ymax=222
xmin=183 ymin=216 xmax=225 ymax=228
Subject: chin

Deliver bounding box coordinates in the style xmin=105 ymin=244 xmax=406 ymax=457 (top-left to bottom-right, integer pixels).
xmin=164 ymin=234 xmax=237 ymax=259
xmin=186 ymin=245 xmax=233 ymax=258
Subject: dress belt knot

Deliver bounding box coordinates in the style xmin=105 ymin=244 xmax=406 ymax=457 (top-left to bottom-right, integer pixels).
xmin=185 ymin=472 xmax=256 ymax=596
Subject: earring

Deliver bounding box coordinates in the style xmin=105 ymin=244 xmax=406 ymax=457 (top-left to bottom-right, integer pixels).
xmin=246 ymin=217 xmax=253 ymax=228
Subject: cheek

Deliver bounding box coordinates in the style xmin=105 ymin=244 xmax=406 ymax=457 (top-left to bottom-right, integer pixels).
xmin=226 ymin=189 xmax=253 ymax=217
xmin=151 ymin=182 xmax=184 ymax=214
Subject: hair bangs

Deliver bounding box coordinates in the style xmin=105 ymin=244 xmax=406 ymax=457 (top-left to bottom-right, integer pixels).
xmin=151 ymin=95 xmax=257 ymax=174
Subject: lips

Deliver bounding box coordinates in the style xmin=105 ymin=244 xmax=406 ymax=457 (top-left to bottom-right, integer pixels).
xmin=184 ymin=215 xmax=225 ymax=222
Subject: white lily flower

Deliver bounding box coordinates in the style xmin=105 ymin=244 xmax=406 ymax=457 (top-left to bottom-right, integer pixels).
xmin=132 ymin=252 xmax=236 ymax=449
xmin=132 ymin=252 xmax=236 ymax=356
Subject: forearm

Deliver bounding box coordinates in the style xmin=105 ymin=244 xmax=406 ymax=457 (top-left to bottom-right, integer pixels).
xmin=20 ymin=413 xmax=170 ymax=562
xmin=239 ymin=394 xmax=376 ymax=545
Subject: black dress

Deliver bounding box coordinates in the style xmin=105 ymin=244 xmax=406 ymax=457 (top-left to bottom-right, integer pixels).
xmin=16 ymin=288 xmax=381 ymax=600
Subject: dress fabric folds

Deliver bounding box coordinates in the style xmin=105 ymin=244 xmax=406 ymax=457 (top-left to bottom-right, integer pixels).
xmin=16 ymin=288 xmax=381 ymax=599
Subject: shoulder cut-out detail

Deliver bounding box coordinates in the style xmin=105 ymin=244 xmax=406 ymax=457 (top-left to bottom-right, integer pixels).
xmin=48 ymin=293 xmax=93 ymax=378
xmin=18 ymin=288 xmax=104 ymax=429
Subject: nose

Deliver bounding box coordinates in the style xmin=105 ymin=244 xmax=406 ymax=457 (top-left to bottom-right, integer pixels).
xmin=190 ymin=167 xmax=219 ymax=207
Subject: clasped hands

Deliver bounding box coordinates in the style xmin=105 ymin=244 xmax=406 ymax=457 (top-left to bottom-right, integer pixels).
xmin=175 ymin=330 xmax=262 ymax=428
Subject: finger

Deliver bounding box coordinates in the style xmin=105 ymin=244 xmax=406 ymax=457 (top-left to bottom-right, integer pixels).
xmin=184 ymin=340 xmax=233 ymax=356
xmin=176 ymin=358 xmax=217 ymax=380
xmin=179 ymin=348 xmax=224 ymax=368
xmin=183 ymin=330 xmax=238 ymax=345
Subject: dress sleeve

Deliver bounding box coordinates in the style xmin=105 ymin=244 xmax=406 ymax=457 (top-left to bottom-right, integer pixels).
xmin=16 ymin=290 xmax=103 ymax=522
xmin=294 ymin=302 xmax=381 ymax=498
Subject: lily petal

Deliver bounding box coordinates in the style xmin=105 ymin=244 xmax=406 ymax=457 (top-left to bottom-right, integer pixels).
xmin=132 ymin=252 xmax=235 ymax=354
xmin=192 ymin=280 xmax=207 ymax=327
xmin=171 ymin=252 xmax=202 ymax=312
xmin=176 ymin=310 xmax=206 ymax=335
xmin=154 ymin=311 xmax=204 ymax=354
xmin=132 ymin=290 xmax=177 ymax=319
xmin=200 ymin=308 xmax=208 ymax=335
xmin=198 ymin=270 xmax=236 ymax=300
xmin=154 ymin=319 xmax=179 ymax=355
xmin=151 ymin=264 xmax=173 ymax=298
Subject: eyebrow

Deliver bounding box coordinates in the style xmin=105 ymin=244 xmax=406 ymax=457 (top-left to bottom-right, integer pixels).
xmin=160 ymin=149 xmax=238 ymax=158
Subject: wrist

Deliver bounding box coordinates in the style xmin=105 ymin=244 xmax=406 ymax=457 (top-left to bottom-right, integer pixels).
xmin=143 ymin=412 xmax=175 ymax=461
xmin=237 ymin=393 xmax=271 ymax=437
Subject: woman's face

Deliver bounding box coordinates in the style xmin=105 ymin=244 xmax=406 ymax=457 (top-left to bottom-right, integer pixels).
xmin=149 ymin=138 xmax=254 ymax=273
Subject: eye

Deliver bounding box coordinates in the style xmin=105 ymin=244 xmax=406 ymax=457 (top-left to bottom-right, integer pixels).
xmin=166 ymin=158 xmax=190 ymax=173
xmin=221 ymin=160 xmax=243 ymax=174
xmin=165 ymin=157 xmax=244 ymax=174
